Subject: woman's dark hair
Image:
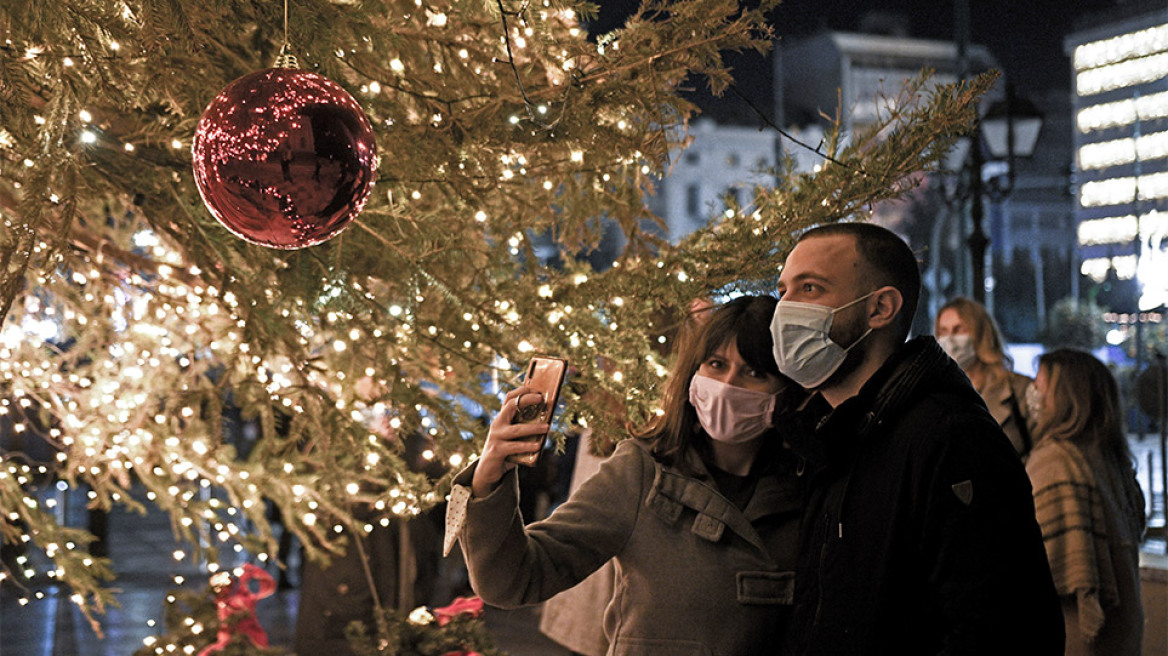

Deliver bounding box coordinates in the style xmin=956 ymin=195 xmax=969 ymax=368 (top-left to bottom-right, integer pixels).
xmin=634 ymin=295 xmax=788 ymax=467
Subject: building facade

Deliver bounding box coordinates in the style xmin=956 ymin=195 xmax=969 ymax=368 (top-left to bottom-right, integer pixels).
xmin=646 ymin=119 xmax=779 ymax=243
xmin=778 ymin=29 xmax=1078 ymax=340
xmin=1067 ymin=10 xmax=1168 ymax=314
xmin=777 ymin=31 xmax=995 ymax=134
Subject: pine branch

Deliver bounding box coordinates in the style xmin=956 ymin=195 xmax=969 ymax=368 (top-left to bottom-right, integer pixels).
xmin=0 ymin=0 xmax=989 ymax=628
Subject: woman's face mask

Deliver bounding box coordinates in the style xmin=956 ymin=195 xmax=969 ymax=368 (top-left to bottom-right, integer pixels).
xmin=938 ymin=333 xmax=978 ymax=369
xmin=1025 ymin=380 xmax=1045 ymax=421
xmin=688 ymin=374 xmax=778 ymax=443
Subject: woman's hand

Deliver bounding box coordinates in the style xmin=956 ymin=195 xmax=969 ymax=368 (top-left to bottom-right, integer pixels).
xmin=471 ymin=386 xmax=549 ymax=498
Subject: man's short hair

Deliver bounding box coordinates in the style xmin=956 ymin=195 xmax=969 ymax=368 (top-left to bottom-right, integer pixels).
xmin=797 ymin=222 xmax=921 ymax=339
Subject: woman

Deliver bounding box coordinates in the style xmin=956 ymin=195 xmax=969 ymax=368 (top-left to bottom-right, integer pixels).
xmin=935 ymin=296 xmax=1034 ymax=457
xmin=445 ymin=295 xmax=802 ymax=655
xmin=1027 ymin=349 xmax=1146 ymax=656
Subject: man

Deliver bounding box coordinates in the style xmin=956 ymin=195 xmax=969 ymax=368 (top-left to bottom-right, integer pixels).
xmin=771 ymin=223 xmax=1063 ymax=655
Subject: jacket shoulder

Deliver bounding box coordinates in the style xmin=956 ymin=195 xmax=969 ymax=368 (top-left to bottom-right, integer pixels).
xmin=1026 ymin=438 xmax=1093 ymax=490
xmin=1007 ymin=371 xmax=1034 ymax=397
xmin=888 ymin=386 xmax=1024 ymax=469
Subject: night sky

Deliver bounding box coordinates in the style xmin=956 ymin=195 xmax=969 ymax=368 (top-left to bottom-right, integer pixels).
xmin=592 ymin=0 xmax=1135 ymax=97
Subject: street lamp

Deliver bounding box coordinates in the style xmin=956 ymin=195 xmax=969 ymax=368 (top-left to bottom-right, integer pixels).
xmin=981 ymin=85 xmax=1045 ymax=198
xmin=966 ymin=83 xmax=1045 ymax=305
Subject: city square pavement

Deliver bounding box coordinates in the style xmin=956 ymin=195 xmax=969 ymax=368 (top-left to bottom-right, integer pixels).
xmin=1 ymin=435 xmax=1163 ymax=655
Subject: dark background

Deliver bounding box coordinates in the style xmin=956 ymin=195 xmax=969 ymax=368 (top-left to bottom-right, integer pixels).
xmin=592 ymin=0 xmax=1135 ymax=96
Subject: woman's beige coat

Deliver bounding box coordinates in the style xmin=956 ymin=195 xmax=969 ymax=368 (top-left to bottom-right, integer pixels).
xmin=980 ymin=371 xmax=1034 ymax=457
xmin=449 ymin=438 xmax=800 ymax=656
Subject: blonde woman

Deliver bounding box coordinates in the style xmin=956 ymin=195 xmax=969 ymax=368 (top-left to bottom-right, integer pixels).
xmin=1028 ymin=349 xmax=1146 ymax=656
xmin=935 ymin=297 xmax=1034 ymax=457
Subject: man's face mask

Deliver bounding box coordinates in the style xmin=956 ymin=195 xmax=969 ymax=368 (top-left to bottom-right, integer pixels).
xmin=770 ymin=291 xmax=875 ymax=389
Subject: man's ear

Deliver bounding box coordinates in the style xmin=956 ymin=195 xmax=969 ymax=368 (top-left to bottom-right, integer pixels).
xmin=867 ymin=286 xmax=903 ymax=330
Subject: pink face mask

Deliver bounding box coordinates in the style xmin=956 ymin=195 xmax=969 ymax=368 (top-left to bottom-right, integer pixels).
xmin=687 ymin=374 xmax=778 ymax=443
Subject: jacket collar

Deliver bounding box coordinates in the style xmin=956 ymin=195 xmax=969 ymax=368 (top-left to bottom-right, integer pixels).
xmin=788 ymin=336 xmax=976 ymax=462
xmin=979 ymin=372 xmax=1020 ymax=425
xmin=644 ymin=448 xmax=799 ymax=553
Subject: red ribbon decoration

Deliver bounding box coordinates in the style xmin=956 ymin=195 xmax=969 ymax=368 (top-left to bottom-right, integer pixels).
xmin=197 ymin=564 xmax=277 ymax=655
xmin=432 ymin=595 xmax=484 ymax=627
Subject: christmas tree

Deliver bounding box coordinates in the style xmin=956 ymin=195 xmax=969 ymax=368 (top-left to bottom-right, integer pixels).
xmin=0 ymin=0 xmax=991 ymax=635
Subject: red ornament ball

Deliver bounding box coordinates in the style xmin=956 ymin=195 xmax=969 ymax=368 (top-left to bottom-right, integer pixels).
xmin=192 ymin=68 xmax=377 ymax=249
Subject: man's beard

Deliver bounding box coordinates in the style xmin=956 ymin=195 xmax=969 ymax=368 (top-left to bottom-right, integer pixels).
xmin=822 ymin=309 xmax=870 ymax=389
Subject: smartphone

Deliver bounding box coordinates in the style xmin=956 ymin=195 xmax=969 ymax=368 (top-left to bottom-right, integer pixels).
xmin=506 ymin=355 xmax=568 ymax=467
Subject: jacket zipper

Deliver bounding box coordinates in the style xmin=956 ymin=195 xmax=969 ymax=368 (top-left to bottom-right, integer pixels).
xmin=810 ymin=411 xmax=873 ymax=631
xmin=811 ymin=509 xmax=833 ymax=627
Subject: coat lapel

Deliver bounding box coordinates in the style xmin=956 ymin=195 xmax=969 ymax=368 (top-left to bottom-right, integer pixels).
xmin=646 ymin=465 xmax=769 ymax=553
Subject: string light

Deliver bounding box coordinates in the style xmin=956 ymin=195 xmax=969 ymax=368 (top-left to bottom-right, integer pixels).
xmin=0 ymin=0 xmax=978 ymax=639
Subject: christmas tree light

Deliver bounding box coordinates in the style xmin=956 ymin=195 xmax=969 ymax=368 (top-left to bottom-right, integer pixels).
xmin=0 ymin=0 xmax=991 ymax=641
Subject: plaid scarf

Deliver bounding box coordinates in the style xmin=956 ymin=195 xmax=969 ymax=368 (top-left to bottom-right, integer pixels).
xmin=1026 ymin=437 xmax=1142 ymax=640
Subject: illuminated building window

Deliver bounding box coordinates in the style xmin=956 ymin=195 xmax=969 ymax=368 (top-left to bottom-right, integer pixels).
xmin=1081 ymin=257 xmax=1112 ymax=282
xmin=1080 ymin=171 xmax=1168 ymax=207
xmin=1077 ymin=51 xmax=1168 ymax=96
xmin=1073 ymin=23 xmax=1168 ymax=71
xmin=1077 ymin=210 xmax=1168 ymax=246
xmin=1078 ymin=215 xmax=1138 ymax=245
xmin=1080 ymin=255 xmax=1138 ymax=282
xmin=1078 ymin=129 xmax=1168 ymax=169
xmin=1077 ymin=90 xmax=1168 ymax=132
xmin=1113 ymin=254 xmax=1139 ymax=279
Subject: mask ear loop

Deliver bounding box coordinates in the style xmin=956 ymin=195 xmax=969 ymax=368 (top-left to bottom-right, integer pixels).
xmin=830 ymin=288 xmax=880 ymax=316
xmin=842 ymin=327 xmax=874 ymax=353
xmin=829 ymin=289 xmax=880 ymax=351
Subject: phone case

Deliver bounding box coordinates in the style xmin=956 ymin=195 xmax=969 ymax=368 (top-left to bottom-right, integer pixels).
xmin=506 ymin=355 xmax=568 ymax=467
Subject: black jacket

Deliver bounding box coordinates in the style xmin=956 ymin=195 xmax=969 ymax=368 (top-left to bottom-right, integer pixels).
xmin=779 ymin=337 xmax=1064 ymax=655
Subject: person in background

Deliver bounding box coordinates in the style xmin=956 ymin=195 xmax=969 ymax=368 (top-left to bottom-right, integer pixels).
xmin=935 ymin=296 xmax=1035 ymax=458
xmin=771 ymin=222 xmax=1063 ymax=655
xmin=1027 ymin=349 xmax=1146 ymax=656
xmin=447 ymin=295 xmax=804 ymax=656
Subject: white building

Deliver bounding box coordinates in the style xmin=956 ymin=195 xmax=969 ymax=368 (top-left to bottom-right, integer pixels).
xmin=777 ymin=31 xmax=996 ymax=136
xmin=777 ymin=29 xmax=1079 ymax=339
xmin=647 ymin=119 xmax=779 ymax=243
xmin=778 ymin=30 xmax=1000 ymax=329
xmin=1066 ymin=10 xmax=1168 ymax=312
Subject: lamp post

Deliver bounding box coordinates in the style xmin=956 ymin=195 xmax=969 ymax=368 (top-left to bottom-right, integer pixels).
xmin=968 ymin=119 xmax=989 ymax=305
xmin=954 ymin=0 xmax=1044 ymax=307
xmin=965 ymin=83 xmax=1044 ymax=306
xmin=981 ymin=85 xmax=1045 ymax=197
